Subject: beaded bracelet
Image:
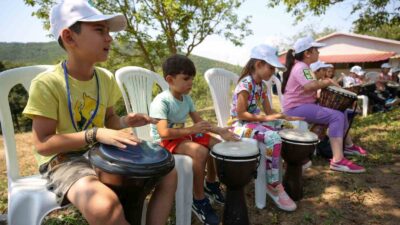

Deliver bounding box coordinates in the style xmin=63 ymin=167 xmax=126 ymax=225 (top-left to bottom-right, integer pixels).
xmin=85 ymin=127 xmax=98 ymax=145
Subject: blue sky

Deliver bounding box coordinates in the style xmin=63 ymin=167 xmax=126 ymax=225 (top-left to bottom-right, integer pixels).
xmin=1 ymin=0 xmax=358 ymax=65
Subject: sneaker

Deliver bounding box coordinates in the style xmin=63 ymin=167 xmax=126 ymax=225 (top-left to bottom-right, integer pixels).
xmin=330 ymin=158 xmax=365 ymax=173
xmin=192 ymin=198 xmax=220 ymax=225
xmin=204 ymin=181 xmax=225 ymax=204
xmin=385 ymin=98 xmax=396 ymax=106
xmin=344 ymin=145 xmax=368 ymax=156
xmin=266 ymin=184 xmax=297 ymax=212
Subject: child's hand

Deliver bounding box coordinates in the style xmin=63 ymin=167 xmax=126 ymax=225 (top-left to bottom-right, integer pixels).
xmin=124 ymin=113 xmax=159 ymax=127
xmin=219 ymin=127 xmax=240 ymax=142
xmin=190 ymin=121 xmax=212 ymax=134
xmin=96 ymin=128 xmax=141 ymax=149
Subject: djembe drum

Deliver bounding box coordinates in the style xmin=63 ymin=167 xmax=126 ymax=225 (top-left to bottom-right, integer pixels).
xmin=311 ymin=86 xmax=358 ymax=139
xmin=89 ymin=142 xmax=175 ymax=225
xmin=210 ymin=138 xmax=259 ymax=225
xmin=344 ymin=84 xmax=362 ymax=95
xmin=279 ymin=129 xmax=319 ymax=201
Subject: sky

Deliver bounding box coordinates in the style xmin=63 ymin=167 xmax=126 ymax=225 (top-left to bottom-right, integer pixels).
xmin=1 ymin=0 xmax=359 ymax=65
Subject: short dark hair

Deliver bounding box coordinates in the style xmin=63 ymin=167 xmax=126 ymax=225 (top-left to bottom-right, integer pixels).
xmin=57 ymin=22 xmax=82 ymax=50
xmin=162 ymin=54 xmax=196 ymax=78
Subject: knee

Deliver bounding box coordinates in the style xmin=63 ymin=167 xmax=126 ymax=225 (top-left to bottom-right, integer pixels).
xmin=160 ymin=168 xmax=177 ymax=192
xmin=331 ymin=111 xmax=345 ymax=123
xmin=192 ymin=146 xmax=210 ymax=163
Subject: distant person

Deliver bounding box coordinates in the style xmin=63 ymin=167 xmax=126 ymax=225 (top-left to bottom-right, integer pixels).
xmin=392 ymin=67 xmax=400 ymax=83
xmin=282 ymin=36 xmax=367 ymax=173
xmin=23 ymin=1 xmax=177 ymax=225
xmin=310 ymin=61 xmax=330 ymax=80
xmin=343 ymin=65 xmax=365 ymax=88
xmin=149 ymin=54 xmax=238 ymax=225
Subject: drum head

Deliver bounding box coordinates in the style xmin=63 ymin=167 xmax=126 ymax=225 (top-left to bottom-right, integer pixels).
xmin=327 ymin=86 xmax=357 ymax=98
xmin=211 ymin=138 xmax=259 ymax=161
xmin=278 ymin=129 xmax=318 ymax=144
xmin=90 ymin=141 xmax=174 ymax=177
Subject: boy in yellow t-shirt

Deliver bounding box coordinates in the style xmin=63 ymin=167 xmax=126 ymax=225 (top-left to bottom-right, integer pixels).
xmin=23 ymin=1 xmax=176 ymax=225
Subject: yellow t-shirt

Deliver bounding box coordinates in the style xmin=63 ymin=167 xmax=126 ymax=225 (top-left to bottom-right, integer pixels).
xmin=23 ymin=62 xmax=121 ymax=166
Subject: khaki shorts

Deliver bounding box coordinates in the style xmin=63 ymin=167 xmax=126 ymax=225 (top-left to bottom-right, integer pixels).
xmin=39 ymin=152 xmax=97 ymax=206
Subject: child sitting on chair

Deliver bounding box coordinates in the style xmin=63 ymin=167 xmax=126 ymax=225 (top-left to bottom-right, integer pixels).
xmin=228 ymin=44 xmax=303 ymax=212
xmin=149 ymin=54 xmax=238 ymax=225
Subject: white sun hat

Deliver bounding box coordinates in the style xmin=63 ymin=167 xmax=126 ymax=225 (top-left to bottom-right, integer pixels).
xmin=250 ymin=44 xmax=286 ymax=71
xmin=381 ymin=63 xmax=392 ymax=69
xmin=50 ymin=0 xmax=127 ymax=39
xmin=293 ymin=36 xmax=326 ymax=54
xmin=350 ymin=65 xmax=365 ymax=76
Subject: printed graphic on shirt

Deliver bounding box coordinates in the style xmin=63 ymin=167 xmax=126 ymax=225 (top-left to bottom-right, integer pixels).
xmin=303 ymin=69 xmax=315 ymax=80
xmin=73 ymin=93 xmax=104 ymax=130
xmin=171 ymin=123 xmax=185 ymax=128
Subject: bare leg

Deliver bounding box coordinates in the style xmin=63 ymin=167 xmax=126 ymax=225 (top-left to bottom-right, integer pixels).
xmin=174 ymin=140 xmax=209 ymax=200
xmin=146 ymin=168 xmax=177 ymax=225
xmin=67 ymin=176 xmax=129 ymax=225
xmin=344 ymin=133 xmax=354 ymax=147
xmin=206 ymin=136 xmax=220 ymax=183
xmin=330 ymin=137 xmax=344 ymax=162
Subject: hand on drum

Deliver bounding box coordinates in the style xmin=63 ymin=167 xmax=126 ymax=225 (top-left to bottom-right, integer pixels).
xmin=219 ymin=127 xmax=240 ymax=142
xmin=190 ymin=121 xmax=212 ymax=134
xmin=96 ymin=128 xmax=141 ymax=149
xmin=124 ymin=113 xmax=160 ymax=127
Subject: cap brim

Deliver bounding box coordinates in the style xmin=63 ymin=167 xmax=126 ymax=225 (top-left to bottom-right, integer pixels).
xmin=311 ymin=42 xmax=326 ymax=48
xmin=266 ymin=57 xmax=286 ymax=72
xmin=79 ymin=14 xmax=127 ymax=32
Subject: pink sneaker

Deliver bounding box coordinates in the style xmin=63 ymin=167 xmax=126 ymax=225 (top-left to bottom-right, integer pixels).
xmin=344 ymin=145 xmax=368 ymax=156
xmin=266 ymin=184 xmax=297 ymax=212
xmin=330 ymin=158 xmax=366 ymax=173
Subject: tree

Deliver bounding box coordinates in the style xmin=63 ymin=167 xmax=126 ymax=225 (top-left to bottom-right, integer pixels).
xmin=267 ymin=0 xmax=400 ymax=40
xmin=24 ymin=0 xmax=252 ymax=71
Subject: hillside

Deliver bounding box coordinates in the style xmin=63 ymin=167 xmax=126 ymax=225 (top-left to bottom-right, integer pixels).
xmin=0 ymin=42 xmax=242 ymax=75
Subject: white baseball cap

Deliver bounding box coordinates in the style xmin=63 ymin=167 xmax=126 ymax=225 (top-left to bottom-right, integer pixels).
xmin=350 ymin=65 xmax=365 ymax=76
xmin=293 ymin=36 xmax=326 ymax=54
xmin=381 ymin=63 xmax=392 ymax=69
xmin=326 ymin=64 xmax=334 ymax=68
xmin=310 ymin=61 xmax=330 ymax=72
xmin=250 ymin=44 xmax=286 ymax=71
xmin=50 ymin=0 xmax=127 ymax=40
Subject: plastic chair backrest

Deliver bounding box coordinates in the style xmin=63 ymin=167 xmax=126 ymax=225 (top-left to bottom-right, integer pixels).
xmin=204 ymin=68 xmax=238 ymax=127
xmin=115 ymin=66 xmax=168 ymax=141
xmin=263 ymin=75 xmax=284 ymax=112
xmin=0 ymin=65 xmax=53 ymax=182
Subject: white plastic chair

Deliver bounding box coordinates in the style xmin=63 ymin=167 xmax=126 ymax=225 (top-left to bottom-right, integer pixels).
xmin=115 ymin=66 xmax=193 ymax=225
xmin=365 ymin=71 xmax=380 ymax=82
xmin=0 ymin=65 xmax=62 ymax=225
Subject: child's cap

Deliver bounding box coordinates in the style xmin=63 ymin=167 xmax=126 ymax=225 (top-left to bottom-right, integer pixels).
xmin=381 ymin=63 xmax=391 ymax=69
xmin=310 ymin=61 xmax=330 ymax=72
xmin=50 ymin=0 xmax=127 ymax=40
xmin=350 ymin=65 xmax=365 ymax=76
xmin=250 ymin=44 xmax=286 ymax=71
xmin=293 ymin=36 xmax=325 ymax=54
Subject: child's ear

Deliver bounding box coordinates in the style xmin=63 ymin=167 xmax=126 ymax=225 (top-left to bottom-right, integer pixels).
xmin=165 ymin=75 xmax=174 ymax=84
xmin=61 ymin=29 xmax=75 ymax=47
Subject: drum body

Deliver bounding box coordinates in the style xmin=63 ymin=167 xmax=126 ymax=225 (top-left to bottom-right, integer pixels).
xmin=360 ymin=81 xmax=376 ymax=95
xmin=210 ymin=138 xmax=259 ymax=225
xmin=319 ymin=86 xmax=358 ymax=112
xmin=279 ymin=129 xmax=318 ymax=201
xmin=386 ymin=81 xmax=400 ymax=98
xmin=89 ymin=142 xmax=175 ymax=225
xmin=313 ymin=86 xmax=357 ymax=139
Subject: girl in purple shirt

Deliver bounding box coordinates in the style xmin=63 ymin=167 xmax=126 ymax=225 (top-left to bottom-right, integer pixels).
xmin=282 ymin=37 xmax=367 ymax=173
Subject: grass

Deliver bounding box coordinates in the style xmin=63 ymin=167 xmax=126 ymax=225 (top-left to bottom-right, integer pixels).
xmin=0 ymin=101 xmax=399 ymax=225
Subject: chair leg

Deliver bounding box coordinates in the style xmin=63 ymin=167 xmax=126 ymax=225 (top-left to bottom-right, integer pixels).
xmin=174 ymin=155 xmax=193 ymax=225
xmin=255 ymin=142 xmax=267 ymax=209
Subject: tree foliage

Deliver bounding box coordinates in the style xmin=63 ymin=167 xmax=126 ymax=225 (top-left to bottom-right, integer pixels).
xmin=268 ymin=0 xmax=400 ymax=40
xmin=24 ymin=0 xmax=252 ymax=71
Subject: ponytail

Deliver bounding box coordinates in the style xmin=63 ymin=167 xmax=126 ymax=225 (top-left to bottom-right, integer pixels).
xmin=238 ymin=59 xmax=265 ymax=83
xmin=281 ymin=49 xmax=306 ymax=93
